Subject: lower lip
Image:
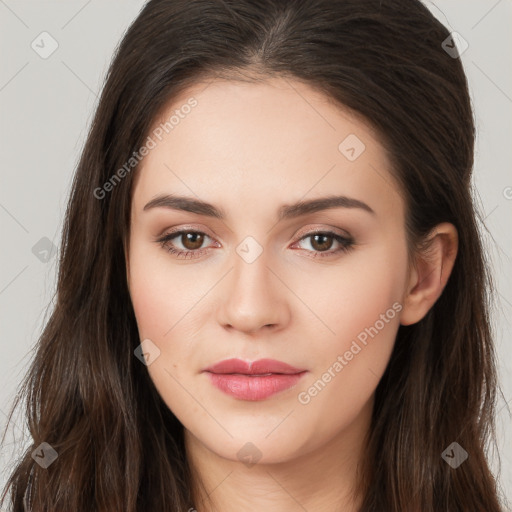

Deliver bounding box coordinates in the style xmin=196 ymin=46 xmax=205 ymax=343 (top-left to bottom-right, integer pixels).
xmin=205 ymin=371 xmax=307 ymax=401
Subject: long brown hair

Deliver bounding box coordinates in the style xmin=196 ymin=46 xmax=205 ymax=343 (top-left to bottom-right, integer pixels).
xmin=1 ymin=0 xmax=506 ymax=510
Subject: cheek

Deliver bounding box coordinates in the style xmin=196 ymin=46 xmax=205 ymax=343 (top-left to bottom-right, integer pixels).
xmin=293 ymin=234 xmax=408 ymax=353
xmin=127 ymin=241 xmax=198 ymax=406
xmin=129 ymin=262 xmax=171 ymax=340
xmin=293 ymin=237 xmax=407 ymax=423
xmin=128 ymin=244 xmax=205 ymax=425
xmin=128 ymin=239 xmax=200 ymax=340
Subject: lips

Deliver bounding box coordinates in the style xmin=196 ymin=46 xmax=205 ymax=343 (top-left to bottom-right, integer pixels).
xmin=202 ymin=358 xmax=307 ymax=401
xmin=203 ymin=358 xmax=305 ymax=375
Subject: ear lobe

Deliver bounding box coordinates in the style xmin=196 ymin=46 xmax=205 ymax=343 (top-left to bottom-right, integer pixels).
xmin=400 ymin=222 xmax=458 ymax=326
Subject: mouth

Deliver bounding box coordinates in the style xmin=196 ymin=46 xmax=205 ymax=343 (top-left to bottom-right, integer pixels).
xmin=203 ymin=357 xmax=306 ymax=375
xmin=202 ymin=358 xmax=308 ymax=401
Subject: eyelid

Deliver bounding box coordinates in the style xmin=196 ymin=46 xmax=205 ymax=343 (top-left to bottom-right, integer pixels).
xmin=157 ymin=224 xmax=216 ymax=239
xmin=293 ymin=224 xmax=352 ymax=241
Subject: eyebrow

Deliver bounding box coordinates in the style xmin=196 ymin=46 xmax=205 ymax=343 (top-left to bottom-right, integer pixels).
xmin=143 ymin=193 xmax=375 ymax=220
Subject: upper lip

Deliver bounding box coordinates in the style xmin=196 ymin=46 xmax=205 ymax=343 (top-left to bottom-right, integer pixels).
xmin=203 ymin=358 xmax=305 ymax=375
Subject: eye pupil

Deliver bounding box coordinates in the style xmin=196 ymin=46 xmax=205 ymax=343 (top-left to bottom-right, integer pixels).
xmin=311 ymin=234 xmax=333 ymax=252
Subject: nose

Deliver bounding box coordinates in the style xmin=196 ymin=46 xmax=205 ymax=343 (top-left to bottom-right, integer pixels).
xmin=216 ymin=250 xmax=291 ymax=335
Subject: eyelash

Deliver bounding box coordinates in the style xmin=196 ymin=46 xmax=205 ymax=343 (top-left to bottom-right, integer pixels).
xmin=156 ymin=228 xmax=355 ymax=260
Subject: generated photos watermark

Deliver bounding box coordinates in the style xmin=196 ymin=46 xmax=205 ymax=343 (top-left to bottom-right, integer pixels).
xmin=298 ymin=301 xmax=403 ymax=405
xmin=93 ymin=97 xmax=198 ymax=200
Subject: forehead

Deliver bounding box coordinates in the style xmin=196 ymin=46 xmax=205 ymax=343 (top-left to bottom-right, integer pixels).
xmin=132 ymin=77 xmax=403 ymax=222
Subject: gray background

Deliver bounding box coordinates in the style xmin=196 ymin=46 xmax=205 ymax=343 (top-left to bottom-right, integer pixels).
xmin=1 ymin=0 xmax=511 ymax=507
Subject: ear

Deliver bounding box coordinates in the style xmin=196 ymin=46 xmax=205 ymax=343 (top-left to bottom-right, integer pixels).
xmin=400 ymin=222 xmax=458 ymax=326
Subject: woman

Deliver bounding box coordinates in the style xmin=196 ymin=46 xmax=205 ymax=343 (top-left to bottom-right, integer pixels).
xmin=1 ymin=0 xmax=506 ymax=510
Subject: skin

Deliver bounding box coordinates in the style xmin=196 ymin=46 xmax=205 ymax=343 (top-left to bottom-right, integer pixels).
xmin=126 ymin=76 xmax=458 ymax=511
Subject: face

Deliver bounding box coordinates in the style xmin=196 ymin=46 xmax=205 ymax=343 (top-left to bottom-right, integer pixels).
xmin=127 ymin=77 xmax=410 ymax=464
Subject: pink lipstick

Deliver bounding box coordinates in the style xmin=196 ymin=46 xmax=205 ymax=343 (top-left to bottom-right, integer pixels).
xmin=202 ymin=358 xmax=307 ymax=401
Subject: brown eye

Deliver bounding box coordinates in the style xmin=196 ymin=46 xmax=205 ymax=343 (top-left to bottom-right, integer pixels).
xmin=293 ymin=230 xmax=354 ymax=258
xmin=179 ymin=232 xmax=205 ymax=250
xmin=309 ymin=233 xmax=335 ymax=252
xmin=156 ymin=230 xmax=214 ymax=259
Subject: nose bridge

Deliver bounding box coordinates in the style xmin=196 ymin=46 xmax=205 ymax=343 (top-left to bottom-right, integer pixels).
xmin=217 ymin=240 xmax=289 ymax=333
